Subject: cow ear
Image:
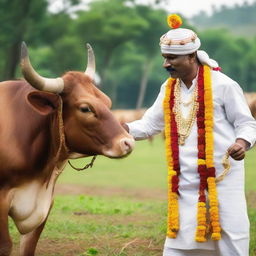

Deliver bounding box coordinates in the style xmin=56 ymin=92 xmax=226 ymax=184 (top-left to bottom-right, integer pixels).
xmin=27 ymin=91 xmax=61 ymax=115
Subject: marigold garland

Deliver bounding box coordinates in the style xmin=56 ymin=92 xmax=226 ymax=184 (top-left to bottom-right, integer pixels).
xmin=163 ymin=65 xmax=221 ymax=242
xmin=195 ymin=66 xmax=208 ymax=242
xmin=203 ymin=65 xmax=221 ymax=241
xmin=163 ymin=78 xmax=180 ymax=238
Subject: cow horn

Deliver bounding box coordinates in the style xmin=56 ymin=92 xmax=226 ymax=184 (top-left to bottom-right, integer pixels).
xmin=20 ymin=42 xmax=64 ymax=93
xmin=84 ymin=43 xmax=96 ymax=80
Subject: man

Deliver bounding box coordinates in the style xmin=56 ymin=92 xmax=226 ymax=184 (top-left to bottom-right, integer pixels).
xmin=123 ymin=14 xmax=256 ymax=256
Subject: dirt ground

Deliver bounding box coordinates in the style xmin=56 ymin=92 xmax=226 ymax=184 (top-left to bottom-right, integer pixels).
xmin=55 ymin=183 xmax=167 ymax=200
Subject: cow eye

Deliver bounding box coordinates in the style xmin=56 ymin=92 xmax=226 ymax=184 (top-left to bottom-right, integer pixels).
xmin=80 ymin=106 xmax=92 ymax=113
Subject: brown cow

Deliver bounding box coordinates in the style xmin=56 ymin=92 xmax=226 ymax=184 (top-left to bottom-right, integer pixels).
xmin=0 ymin=43 xmax=134 ymax=256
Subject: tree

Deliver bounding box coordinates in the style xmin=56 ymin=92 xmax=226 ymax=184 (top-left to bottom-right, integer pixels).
xmin=199 ymin=29 xmax=256 ymax=91
xmin=0 ymin=0 xmax=48 ymax=80
xmin=73 ymin=0 xmax=148 ymax=97
xmin=241 ymin=41 xmax=256 ymax=91
xmin=0 ymin=0 xmax=82 ymax=80
xmin=132 ymin=5 xmax=166 ymax=109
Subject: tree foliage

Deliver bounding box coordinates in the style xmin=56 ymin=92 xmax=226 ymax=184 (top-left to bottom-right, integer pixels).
xmin=192 ymin=1 xmax=256 ymax=27
xmin=0 ymin=0 xmax=255 ymax=109
xmin=191 ymin=1 xmax=256 ymax=37
xmin=0 ymin=0 xmax=48 ymax=79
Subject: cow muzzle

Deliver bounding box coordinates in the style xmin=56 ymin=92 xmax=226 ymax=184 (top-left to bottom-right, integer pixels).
xmin=102 ymin=136 xmax=135 ymax=158
xmin=119 ymin=138 xmax=135 ymax=155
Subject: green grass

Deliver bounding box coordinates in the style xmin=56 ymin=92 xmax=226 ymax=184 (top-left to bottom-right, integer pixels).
xmin=59 ymin=136 xmax=167 ymax=190
xmin=44 ymin=195 xmax=166 ymax=238
xmin=9 ymin=136 xmax=256 ymax=255
xmin=10 ymin=193 xmax=167 ymax=255
xmin=245 ymin=147 xmax=256 ymax=191
xmin=59 ymin=136 xmax=256 ymax=191
xmin=246 ymin=148 xmax=256 ymax=256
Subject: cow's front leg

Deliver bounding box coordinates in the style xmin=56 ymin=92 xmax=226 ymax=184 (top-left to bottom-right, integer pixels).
xmin=0 ymin=196 xmax=12 ymax=256
xmin=19 ymin=202 xmax=53 ymax=256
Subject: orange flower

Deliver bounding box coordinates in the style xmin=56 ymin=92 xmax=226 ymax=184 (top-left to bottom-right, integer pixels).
xmin=167 ymin=14 xmax=182 ymax=29
xmin=195 ymin=202 xmax=207 ymax=242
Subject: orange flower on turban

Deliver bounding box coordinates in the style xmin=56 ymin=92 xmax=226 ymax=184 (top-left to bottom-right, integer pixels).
xmin=167 ymin=14 xmax=182 ymax=29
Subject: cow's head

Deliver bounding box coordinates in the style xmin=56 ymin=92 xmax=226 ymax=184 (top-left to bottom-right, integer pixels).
xmin=20 ymin=42 xmax=134 ymax=158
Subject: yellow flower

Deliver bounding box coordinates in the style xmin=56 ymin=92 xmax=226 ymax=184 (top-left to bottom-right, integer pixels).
xmin=167 ymin=231 xmax=177 ymax=238
xmin=196 ymin=236 xmax=207 ymax=242
xmin=211 ymin=232 xmax=221 ymax=240
xmin=198 ymin=159 xmax=206 ymax=165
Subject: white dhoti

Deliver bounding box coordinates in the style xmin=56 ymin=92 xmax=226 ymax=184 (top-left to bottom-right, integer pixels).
xmin=163 ymin=248 xmax=216 ymax=256
xmin=163 ymin=163 xmax=249 ymax=256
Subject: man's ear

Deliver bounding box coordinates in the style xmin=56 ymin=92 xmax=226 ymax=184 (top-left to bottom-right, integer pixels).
xmin=27 ymin=91 xmax=61 ymax=115
xmin=189 ymin=52 xmax=197 ymax=59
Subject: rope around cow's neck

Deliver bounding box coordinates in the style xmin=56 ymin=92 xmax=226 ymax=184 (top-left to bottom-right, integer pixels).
xmin=68 ymin=155 xmax=97 ymax=171
xmin=56 ymin=98 xmax=69 ymax=160
xmin=57 ymin=98 xmax=97 ymax=172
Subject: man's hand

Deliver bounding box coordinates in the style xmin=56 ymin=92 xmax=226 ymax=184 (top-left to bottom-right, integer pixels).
xmin=227 ymin=138 xmax=250 ymax=161
xmin=121 ymin=123 xmax=129 ymax=132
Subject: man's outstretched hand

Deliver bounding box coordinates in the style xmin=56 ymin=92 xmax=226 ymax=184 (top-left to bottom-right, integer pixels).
xmin=227 ymin=138 xmax=250 ymax=161
xmin=122 ymin=123 xmax=129 ymax=132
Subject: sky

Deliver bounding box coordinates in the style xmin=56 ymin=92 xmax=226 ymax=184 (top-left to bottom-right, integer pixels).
xmin=137 ymin=0 xmax=255 ymax=18
xmin=48 ymin=0 xmax=255 ymax=18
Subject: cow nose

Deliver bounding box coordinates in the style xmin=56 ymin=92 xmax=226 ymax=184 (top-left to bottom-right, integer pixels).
xmin=120 ymin=138 xmax=135 ymax=154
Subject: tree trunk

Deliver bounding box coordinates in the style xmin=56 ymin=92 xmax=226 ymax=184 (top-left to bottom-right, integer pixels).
xmin=3 ymin=40 xmax=22 ymax=80
xmin=136 ymin=58 xmax=154 ymax=109
xmin=100 ymin=48 xmax=119 ymax=106
xmin=2 ymin=0 xmax=32 ymax=80
xmin=100 ymin=49 xmax=113 ymax=88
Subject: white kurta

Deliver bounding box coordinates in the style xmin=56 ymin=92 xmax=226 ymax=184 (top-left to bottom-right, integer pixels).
xmin=127 ymin=70 xmax=256 ymax=255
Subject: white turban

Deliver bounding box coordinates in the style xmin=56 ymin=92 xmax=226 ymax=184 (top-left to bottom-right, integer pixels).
xmin=160 ymin=28 xmax=219 ymax=69
xmin=160 ymin=28 xmax=201 ymax=55
xmin=196 ymin=50 xmax=219 ymax=69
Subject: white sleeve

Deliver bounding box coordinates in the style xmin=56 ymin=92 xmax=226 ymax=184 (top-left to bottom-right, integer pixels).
xmin=223 ymin=82 xmax=256 ymax=148
xmin=127 ymin=82 xmax=167 ymax=140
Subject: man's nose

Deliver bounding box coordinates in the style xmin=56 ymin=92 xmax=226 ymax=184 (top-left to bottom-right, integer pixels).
xmin=163 ymin=59 xmax=171 ymax=68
